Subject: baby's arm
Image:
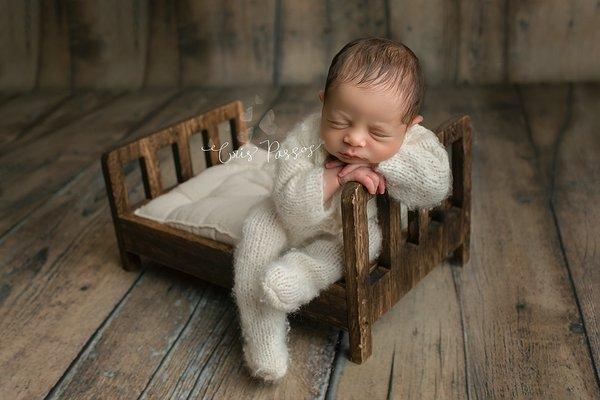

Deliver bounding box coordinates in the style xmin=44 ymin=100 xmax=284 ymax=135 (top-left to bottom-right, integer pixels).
xmin=373 ymin=127 xmax=452 ymax=210
xmin=272 ymin=135 xmax=339 ymax=228
xmin=322 ymin=162 xmax=343 ymax=203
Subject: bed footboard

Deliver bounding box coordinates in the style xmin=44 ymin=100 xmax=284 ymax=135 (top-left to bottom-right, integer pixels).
xmin=340 ymin=114 xmax=472 ymax=363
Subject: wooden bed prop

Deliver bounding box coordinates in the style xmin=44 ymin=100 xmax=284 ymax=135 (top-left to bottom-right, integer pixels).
xmin=101 ymin=100 xmax=472 ymax=364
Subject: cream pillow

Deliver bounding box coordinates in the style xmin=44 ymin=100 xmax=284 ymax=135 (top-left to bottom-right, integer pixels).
xmin=134 ymin=142 xmax=275 ymax=246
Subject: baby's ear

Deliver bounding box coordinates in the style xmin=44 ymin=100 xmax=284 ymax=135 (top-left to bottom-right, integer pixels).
xmin=318 ymin=90 xmax=324 ymax=103
xmin=410 ymin=115 xmax=423 ymax=126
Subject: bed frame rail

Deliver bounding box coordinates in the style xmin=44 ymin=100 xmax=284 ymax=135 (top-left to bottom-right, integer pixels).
xmin=102 ymin=100 xmax=247 ymax=215
xmin=101 ymin=100 xmax=247 ymax=269
xmin=340 ymin=115 xmax=472 ymax=362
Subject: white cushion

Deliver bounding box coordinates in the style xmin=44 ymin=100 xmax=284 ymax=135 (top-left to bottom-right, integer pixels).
xmin=134 ymin=142 xmax=276 ymax=246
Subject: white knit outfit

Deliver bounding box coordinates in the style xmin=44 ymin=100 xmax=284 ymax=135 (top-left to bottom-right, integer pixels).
xmin=233 ymin=112 xmax=452 ymax=381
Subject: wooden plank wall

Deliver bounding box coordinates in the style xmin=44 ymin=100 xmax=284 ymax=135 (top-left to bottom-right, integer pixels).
xmin=0 ymin=0 xmax=598 ymax=90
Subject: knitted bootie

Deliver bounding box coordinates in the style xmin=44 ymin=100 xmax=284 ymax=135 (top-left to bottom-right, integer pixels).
xmin=242 ymin=331 xmax=290 ymax=382
xmin=261 ymin=259 xmax=318 ymax=312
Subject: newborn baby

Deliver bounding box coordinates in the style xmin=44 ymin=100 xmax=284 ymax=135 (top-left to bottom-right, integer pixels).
xmin=233 ymin=37 xmax=452 ymax=381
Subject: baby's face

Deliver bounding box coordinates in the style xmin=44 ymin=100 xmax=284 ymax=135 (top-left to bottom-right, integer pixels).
xmin=318 ymin=82 xmax=422 ymax=164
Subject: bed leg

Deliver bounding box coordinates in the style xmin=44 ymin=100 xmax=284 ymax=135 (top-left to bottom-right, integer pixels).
xmin=450 ymin=242 xmax=470 ymax=267
xmin=120 ymin=249 xmax=142 ymax=271
xmin=348 ymin=320 xmax=372 ymax=364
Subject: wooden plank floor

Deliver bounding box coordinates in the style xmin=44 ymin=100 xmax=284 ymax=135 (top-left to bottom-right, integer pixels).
xmin=0 ymin=83 xmax=598 ymax=399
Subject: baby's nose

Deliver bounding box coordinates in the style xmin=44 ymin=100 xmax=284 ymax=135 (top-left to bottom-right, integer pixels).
xmin=344 ymin=134 xmax=366 ymax=147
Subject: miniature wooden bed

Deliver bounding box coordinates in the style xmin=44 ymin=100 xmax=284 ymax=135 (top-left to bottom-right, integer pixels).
xmin=101 ymin=100 xmax=471 ymax=364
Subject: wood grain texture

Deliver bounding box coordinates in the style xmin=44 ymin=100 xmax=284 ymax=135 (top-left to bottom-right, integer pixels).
xmin=67 ymin=0 xmax=149 ymax=89
xmin=388 ymin=0 xmax=460 ymax=84
xmin=37 ymin=0 xmax=72 ymax=89
xmin=0 ymin=90 xmax=71 ymax=147
xmin=0 ymin=87 xmax=278 ymax=399
xmin=509 ymin=0 xmax=600 ymax=83
xmin=102 ymin=82 xmax=471 ymax=370
xmin=432 ymin=85 xmax=599 ymax=398
xmin=520 ymin=83 xmax=600 ymax=384
xmin=3 ymin=2 xmax=600 ymax=89
xmin=0 ymin=89 xmax=179 ymax=237
xmin=333 ymin=265 xmax=466 ymax=400
xmin=278 ymin=0 xmax=328 ymax=84
xmin=54 ymin=86 xmax=337 ymax=399
xmin=143 ymin=0 xmax=180 ymax=88
xmin=327 ymin=0 xmax=388 ymax=58
xmin=0 ymin=0 xmax=39 ymax=89
xmin=0 ymin=91 xmax=124 ymax=157
xmin=177 ymin=0 xmax=276 ymax=86
xmin=458 ymin=0 xmax=507 ymax=83
xmin=0 ymin=164 xmax=143 ymax=400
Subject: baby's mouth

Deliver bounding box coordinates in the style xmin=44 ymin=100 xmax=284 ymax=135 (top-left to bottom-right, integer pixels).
xmin=338 ymin=151 xmax=365 ymax=161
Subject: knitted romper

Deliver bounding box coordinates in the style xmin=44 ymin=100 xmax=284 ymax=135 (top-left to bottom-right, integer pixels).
xmin=232 ymin=112 xmax=452 ymax=378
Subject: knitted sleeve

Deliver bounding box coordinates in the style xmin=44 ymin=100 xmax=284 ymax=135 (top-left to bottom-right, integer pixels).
xmin=374 ymin=125 xmax=452 ymax=211
xmin=272 ymin=124 xmax=336 ymax=229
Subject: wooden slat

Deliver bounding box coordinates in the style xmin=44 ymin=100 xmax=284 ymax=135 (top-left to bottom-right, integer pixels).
xmin=341 ymin=182 xmax=373 ymax=363
xmin=103 ymin=99 xmax=249 ymax=216
xmin=407 ymin=208 xmax=429 ymax=244
xmin=139 ymin=141 xmax=163 ymax=198
xmin=203 ymin=124 xmax=221 ymax=167
xmin=520 ymin=83 xmax=600 ymax=378
xmin=173 ymin=131 xmax=193 ymax=183
xmin=0 ymin=86 xmax=280 ymax=399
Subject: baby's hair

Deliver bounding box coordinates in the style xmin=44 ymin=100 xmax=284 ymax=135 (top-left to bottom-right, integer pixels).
xmin=323 ymin=37 xmax=424 ymax=125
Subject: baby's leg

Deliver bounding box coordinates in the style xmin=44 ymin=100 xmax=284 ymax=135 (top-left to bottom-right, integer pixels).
xmin=262 ymin=217 xmax=383 ymax=312
xmin=233 ymin=198 xmax=290 ymax=381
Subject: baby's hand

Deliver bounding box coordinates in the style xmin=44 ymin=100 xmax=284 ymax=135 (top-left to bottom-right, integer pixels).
xmin=338 ymin=165 xmax=386 ymax=195
xmin=324 ymin=157 xmax=386 ymax=194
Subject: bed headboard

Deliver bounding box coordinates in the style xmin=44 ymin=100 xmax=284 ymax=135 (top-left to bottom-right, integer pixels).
xmin=101 ymin=100 xmax=247 ymax=216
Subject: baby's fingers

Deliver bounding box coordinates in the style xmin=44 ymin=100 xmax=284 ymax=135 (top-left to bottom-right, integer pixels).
xmin=361 ymin=173 xmax=377 ymax=194
xmin=339 ymin=163 xmax=365 ymax=177
xmin=377 ymin=176 xmax=385 ymax=194
xmin=325 ymin=160 xmax=345 ymax=168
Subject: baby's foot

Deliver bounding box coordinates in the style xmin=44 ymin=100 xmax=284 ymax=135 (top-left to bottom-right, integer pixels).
xmin=243 ymin=342 xmax=289 ymax=382
xmin=261 ymin=260 xmax=318 ymax=312
xmin=242 ymin=318 xmax=290 ymax=382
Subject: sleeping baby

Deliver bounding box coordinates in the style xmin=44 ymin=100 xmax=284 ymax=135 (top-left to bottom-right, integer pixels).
xmin=232 ymin=37 xmax=452 ymax=381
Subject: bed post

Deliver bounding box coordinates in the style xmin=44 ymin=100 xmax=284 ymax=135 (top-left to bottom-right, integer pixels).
xmin=450 ymin=116 xmax=472 ymax=266
xmin=101 ymin=152 xmax=143 ymax=271
xmin=341 ymin=182 xmax=373 ymax=363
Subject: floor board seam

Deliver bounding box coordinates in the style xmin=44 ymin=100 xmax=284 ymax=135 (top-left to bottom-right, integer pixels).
xmin=451 ymin=264 xmax=472 ymax=400
xmin=516 ymin=83 xmax=600 ymax=392
xmin=43 ymin=268 xmax=147 ymax=400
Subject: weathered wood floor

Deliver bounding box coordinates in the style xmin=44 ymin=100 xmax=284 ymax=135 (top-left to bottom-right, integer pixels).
xmin=0 ymin=83 xmax=598 ymax=399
